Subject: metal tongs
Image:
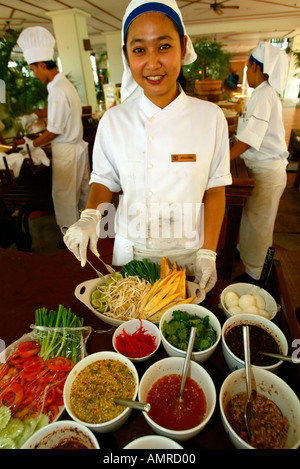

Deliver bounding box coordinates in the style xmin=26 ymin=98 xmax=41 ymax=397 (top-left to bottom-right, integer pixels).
xmin=62 ymin=226 xmax=115 ymax=277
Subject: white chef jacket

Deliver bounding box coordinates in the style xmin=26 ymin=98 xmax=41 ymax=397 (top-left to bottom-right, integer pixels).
xmin=91 ymin=88 xmax=232 ymax=265
xmin=46 ymin=73 xmax=90 ymax=228
xmin=236 ymin=81 xmax=288 ymax=164
xmin=235 ymin=81 xmax=288 ymax=279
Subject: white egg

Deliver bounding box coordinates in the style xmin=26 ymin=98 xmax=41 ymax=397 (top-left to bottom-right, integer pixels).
xmin=242 ymin=305 xmax=259 ymax=314
xmin=239 ymin=294 xmax=255 ymax=310
xmin=224 ymin=291 xmax=240 ymax=308
xmin=254 ymin=294 xmax=265 ymax=310
xmin=228 ymin=305 xmax=243 ymax=315
xmin=258 ymin=309 xmax=270 ymax=319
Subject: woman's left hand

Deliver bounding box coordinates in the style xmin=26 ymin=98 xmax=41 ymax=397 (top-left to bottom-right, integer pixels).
xmin=195 ymin=249 xmax=217 ymax=293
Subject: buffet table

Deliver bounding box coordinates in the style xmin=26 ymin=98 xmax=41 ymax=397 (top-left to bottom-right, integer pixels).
xmin=0 ymin=248 xmax=298 ymax=450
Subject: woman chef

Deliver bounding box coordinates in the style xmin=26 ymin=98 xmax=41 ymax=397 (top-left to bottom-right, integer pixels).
xmin=17 ymin=27 xmax=90 ymax=242
xmin=64 ymin=0 xmax=232 ymax=293
xmin=230 ymin=42 xmax=290 ymax=283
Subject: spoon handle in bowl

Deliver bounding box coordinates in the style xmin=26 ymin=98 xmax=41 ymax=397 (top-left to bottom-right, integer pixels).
xmin=179 ymin=327 xmax=197 ymax=398
xmin=114 ymin=398 xmax=151 ymax=412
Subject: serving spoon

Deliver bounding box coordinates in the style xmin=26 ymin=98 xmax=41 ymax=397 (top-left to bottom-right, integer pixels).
xmin=114 ymin=398 xmax=151 ymax=413
xmin=243 ymin=325 xmax=256 ymax=439
xmin=259 ymin=351 xmax=300 ymax=364
xmin=179 ymin=327 xmax=197 ymax=399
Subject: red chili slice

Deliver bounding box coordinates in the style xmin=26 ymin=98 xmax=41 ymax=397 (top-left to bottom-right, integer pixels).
xmin=22 ymin=356 xmax=45 ymax=375
xmin=46 ymin=403 xmax=59 ymax=423
xmin=16 ymin=341 xmax=41 ymax=358
xmin=0 ymin=363 xmax=9 ymax=381
xmin=0 ymin=382 xmax=24 ymax=410
xmin=46 ymin=357 xmax=74 ymax=373
xmin=0 ymin=366 xmax=18 ymax=390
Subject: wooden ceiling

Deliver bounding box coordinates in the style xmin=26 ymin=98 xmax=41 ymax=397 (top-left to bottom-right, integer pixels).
xmin=1 ymin=0 xmax=300 ymax=59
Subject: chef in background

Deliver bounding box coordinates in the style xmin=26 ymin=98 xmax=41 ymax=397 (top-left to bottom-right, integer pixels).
xmin=17 ymin=27 xmax=90 ymax=247
xmin=64 ymin=0 xmax=232 ymax=293
xmin=230 ymin=41 xmax=290 ymax=284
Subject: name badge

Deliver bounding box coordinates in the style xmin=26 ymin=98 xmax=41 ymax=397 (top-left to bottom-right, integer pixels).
xmin=171 ymin=154 xmax=196 ymax=162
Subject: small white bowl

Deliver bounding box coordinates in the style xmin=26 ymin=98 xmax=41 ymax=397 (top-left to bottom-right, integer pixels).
xmin=113 ymin=319 xmax=161 ymax=362
xmin=138 ymin=357 xmax=216 ymax=441
xmin=159 ymin=304 xmax=221 ymax=364
xmin=220 ymin=283 xmax=278 ymax=320
xmin=21 ymin=420 xmax=100 ymax=449
xmin=63 ymin=351 xmax=139 ymax=433
xmin=221 ymin=313 xmax=288 ymax=373
xmin=219 ymin=368 xmax=300 ymax=449
xmin=124 ymin=435 xmax=183 ymax=449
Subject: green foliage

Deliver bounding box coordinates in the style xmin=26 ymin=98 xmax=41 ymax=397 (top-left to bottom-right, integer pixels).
xmin=162 ymin=310 xmax=217 ymax=352
xmin=183 ymin=38 xmax=232 ymax=88
xmin=0 ymin=28 xmax=48 ymax=134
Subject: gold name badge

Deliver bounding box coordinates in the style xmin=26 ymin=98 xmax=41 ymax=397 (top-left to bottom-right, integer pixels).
xmin=171 ymin=154 xmax=196 ymax=162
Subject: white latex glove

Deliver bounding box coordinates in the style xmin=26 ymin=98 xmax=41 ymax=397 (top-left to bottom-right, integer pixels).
xmin=195 ymin=249 xmax=217 ymax=293
xmin=19 ymin=136 xmax=36 ymax=155
xmin=21 ymin=113 xmax=38 ymax=130
xmin=63 ymin=209 xmax=102 ymax=267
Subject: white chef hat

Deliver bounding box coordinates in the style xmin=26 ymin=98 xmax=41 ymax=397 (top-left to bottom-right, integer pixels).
xmin=250 ymin=41 xmax=290 ymax=95
xmin=121 ymin=0 xmax=197 ymax=102
xmin=17 ymin=27 xmax=55 ymax=65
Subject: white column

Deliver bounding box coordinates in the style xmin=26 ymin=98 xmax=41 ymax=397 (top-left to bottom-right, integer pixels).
xmin=104 ymin=31 xmax=123 ymax=84
xmin=46 ymin=8 xmax=97 ymax=111
xmin=284 ymin=37 xmax=300 ymax=99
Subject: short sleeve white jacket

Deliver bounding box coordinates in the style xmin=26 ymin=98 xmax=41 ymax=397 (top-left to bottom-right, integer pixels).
xmin=236 ymin=81 xmax=288 ymax=164
xmin=91 ymin=89 xmax=231 ymax=253
xmin=46 ymin=73 xmax=83 ymax=144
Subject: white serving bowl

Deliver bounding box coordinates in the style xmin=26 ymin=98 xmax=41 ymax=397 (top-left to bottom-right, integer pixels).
xmin=112 ymin=319 xmax=161 ymax=362
xmin=220 ymin=283 xmax=278 ymax=320
xmin=159 ymin=304 xmax=221 ymax=364
xmin=222 ymin=313 xmax=288 ymax=373
xmin=75 ymin=277 xmax=205 ymax=327
xmin=219 ymin=368 xmax=300 ymax=449
xmin=63 ymin=351 xmax=139 ymax=433
xmin=21 ymin=420 xmax=100 ymax=449
xmin=138 ymin=357 xmax=216 ymax=441
xmin=124 ymin=435 xmax=183 ymax=449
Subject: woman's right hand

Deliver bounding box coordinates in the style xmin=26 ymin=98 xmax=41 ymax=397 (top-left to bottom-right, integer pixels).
xmin=63 ymin=209 xmax=102 ymax=267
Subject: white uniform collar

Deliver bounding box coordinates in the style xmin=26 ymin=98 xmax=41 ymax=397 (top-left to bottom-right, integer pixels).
xmin=47 ymin=72 xmax=63 ymax=92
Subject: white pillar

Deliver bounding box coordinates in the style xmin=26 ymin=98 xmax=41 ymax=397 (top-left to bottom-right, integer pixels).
xmin=104 ymin=31 xmax=123 ymax=84
xmin=284 ymin=37 xmax=300 ymax=99
xmin=46 ymin=8 xmax=98 ymax=111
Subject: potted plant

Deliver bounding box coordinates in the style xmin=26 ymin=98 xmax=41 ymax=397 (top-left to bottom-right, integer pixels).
xmin=183 ymin=38 xmax=232 ymax=100
xmin=0 ymin=28 xmax=48 ymax=137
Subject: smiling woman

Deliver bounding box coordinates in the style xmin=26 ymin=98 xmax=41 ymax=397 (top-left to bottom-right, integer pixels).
xmin=63 ymin=0 xmax=232 ymax=298
xmin=123 ymin=11 xmax=186 ymax=109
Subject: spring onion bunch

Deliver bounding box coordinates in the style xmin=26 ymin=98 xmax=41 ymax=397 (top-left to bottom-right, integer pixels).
xmin=120 ymin=258 xmax=160 ymax=284
xmin=34 ymin=305 xmax=84 ymax=364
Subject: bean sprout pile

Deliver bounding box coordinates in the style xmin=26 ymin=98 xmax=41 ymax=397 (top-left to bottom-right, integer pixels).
xmin=91 ymin=274 xmax=151 ymax=321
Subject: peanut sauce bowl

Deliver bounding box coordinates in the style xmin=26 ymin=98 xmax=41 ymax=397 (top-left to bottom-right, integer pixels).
xmin=138 ymin=357 xmax=216 ymax=441
xmin=21 ymin=420 xmax=100 ymax=449
xmin=219 ymin=368 xmax=300 ymax=449
xmin=221 ymin=313 xmax=288 ymax=373
xmin=63 ymin=351 xmax=139 ymax=433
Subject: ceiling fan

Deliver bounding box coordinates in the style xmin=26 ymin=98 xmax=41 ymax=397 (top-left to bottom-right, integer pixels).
xmin=210 ymin=1 xmax=239 ymax=15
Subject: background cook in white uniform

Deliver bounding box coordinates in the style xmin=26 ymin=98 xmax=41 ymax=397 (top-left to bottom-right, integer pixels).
xmin=230 ymin=41 xmax=290 ymax=281
xmin=64 ymin=0 xmax=232 ymax=293
xmin=17 ymin=27 xmax=90 ymax=232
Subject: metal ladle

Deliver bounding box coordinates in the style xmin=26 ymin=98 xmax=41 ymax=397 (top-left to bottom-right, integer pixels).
xmin=179 ymin=327 xmax=197 ymax=399
xmin=243 ymin=325 xmax=256 ymax=439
